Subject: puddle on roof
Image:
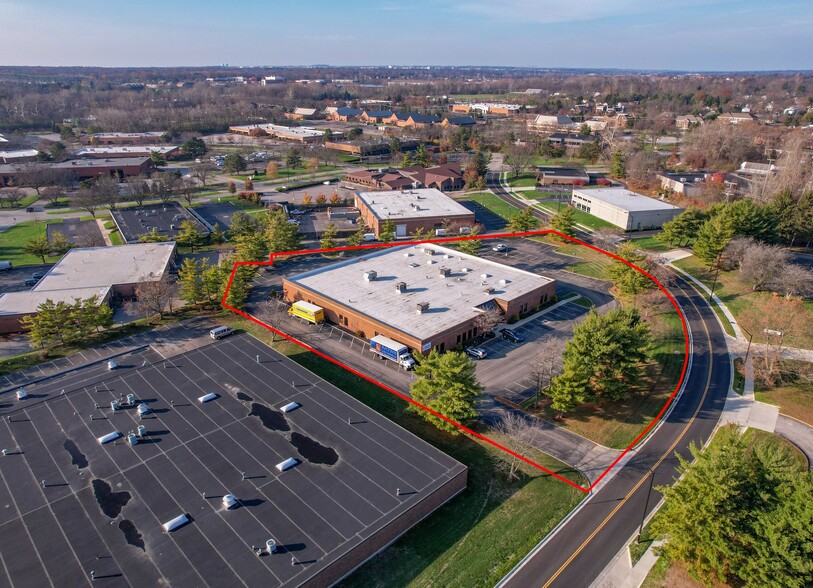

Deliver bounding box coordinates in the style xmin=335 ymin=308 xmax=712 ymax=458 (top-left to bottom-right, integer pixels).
xmin=290 ymin=432 xmax=338 ymax=466
xmin=92 ymin=479 xmax=131 ymax=519
xmin=249 ymin=403 xmax=290 ymax=432
xmin=119 ymin=520 xmax=145 ymax=550
xmin=63 ymin=439 xmax=88 ymax=469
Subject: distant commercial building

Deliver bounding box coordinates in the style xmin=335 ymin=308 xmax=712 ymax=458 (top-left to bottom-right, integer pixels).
xmin=0 ymin=157 xmax=151 ymax=186
xmin=538 ymin=167 xmax=589 ymax=186
xmin=283 ymin=243 xmax=556 ymax=353
xmin=79 ymin=132 xmax=166 ymax=145
xmin=284 ymin=107 xmax=319 ymax=120
xmin=354 ymin=188 xmax=474 ymax=238
xmin=547 ymin=133 xmax=598 ymax=149
xmin=0 ymin=149 xmax=40 ymax=164
xmin=440 ymin=116 xmax=476 ymax=128
xmin=325 ymin=107 xmax=364 ymax=121
xmin=719 ymin=112 xmax=757 ymax=125
xmin=345 ymin=164 xmax=464 ymax=192
xmin=570 ymin=188 xmax=683 ymax=231
xmin=657 ymin=172 xmax=709 ymax=197
xmin=0 ymin=242 xmax=176 ymax=332
xmin=527 ymin=114 xmax=576 ymax=133
xmin=384 ymin=113 xmax=441 ymax=129
xmin=228 ymin=123 xmax=337 ymax=143
xmin=73 ymin=145 xmax=180 ymax=160
xmin=325 ymin=138 xmax=420 ymax=157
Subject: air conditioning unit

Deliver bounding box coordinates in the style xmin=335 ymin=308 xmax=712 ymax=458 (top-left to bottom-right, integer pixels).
xmin=416 ymin=302 xmax=429 ymax=314
xmin=395 ymin=282 xmax=407 ymax=292
xmin=363 ymin=270 xmax=377 ymax=281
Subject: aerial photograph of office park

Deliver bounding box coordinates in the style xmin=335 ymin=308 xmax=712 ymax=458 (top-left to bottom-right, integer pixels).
xmin=0 ymin=1 xmax=811 ymax=586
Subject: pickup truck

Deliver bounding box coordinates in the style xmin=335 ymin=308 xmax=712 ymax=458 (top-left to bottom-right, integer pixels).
xmin=369 ymin=335 xmax=416 ymax=370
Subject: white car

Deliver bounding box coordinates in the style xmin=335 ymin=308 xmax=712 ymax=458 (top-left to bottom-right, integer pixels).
xmin=287 ymin=219 xmax=300 ymax=225
xmin=465 ymin=347 xmax=488 ymax=360
xmin=492 ymin=244 xmax=508 ymax=252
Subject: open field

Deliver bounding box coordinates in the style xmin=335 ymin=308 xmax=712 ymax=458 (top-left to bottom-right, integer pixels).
xmin=0 ymin=220 xmax=63 ymax=266
xmin=628 ymin=235 xmax=672 ymax=253
xmin=218 ymin=314 xmax=586 ymax=588
xmin=464 ymin=191 xmax=521 ymax=220
xmin=539 ymin=236 xmax=615 ymax=281
xmin=534 ymin=202 xmax=618 ymax=230
xmin=673 ymin=255 xmax=813 ymax=348
xmin=754 ymin=368 xmax=813 ymax=426
xmin=505 ymin=172 xmax=538 ymax=188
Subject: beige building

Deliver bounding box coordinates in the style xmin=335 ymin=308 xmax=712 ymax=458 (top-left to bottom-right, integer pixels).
xmin=354 ymin=188 xmax=474 ymax=238
xmin=571 ymin=188 xmax=683 ymax=231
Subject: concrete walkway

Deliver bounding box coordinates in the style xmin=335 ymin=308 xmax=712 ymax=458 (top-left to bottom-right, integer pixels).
xmin=590 ymin=535 xmax=664 ymax=588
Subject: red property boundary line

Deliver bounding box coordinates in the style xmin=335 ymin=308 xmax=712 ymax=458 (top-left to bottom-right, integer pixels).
xmin=220 ymin=229 xmax=690 ymax=493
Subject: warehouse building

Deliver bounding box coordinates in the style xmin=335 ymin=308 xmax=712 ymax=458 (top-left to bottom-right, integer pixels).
xmin=570 ymin=188 xmax=683 ymax=231
xmin=283 ymin=243 xmax=556 ymax=353
xmin=79 ymin=131 xmax=166 ymax=145
xmin=73 ymin=145 xmax=180 ymax=160
xmin=354 ymin=188 xmax=475 ymax=238
xmin=0 ymin=242 xmax=176 ymax=332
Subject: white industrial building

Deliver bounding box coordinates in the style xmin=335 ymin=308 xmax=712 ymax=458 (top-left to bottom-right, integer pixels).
xmin=570 ymin=188 xmax=683 ymax=231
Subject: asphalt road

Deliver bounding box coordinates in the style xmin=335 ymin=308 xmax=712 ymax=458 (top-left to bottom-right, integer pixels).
xmin=498 ymin=270 xmax=730 ymax=588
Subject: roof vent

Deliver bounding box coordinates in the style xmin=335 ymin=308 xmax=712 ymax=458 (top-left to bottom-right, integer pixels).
xmin=499 ymin=278 xmax=510 ymax=286
xmin=462 ymin=267 xmax=471 ymax=273
xmin=395 ymin=281 xmax=407 ymax=292
xmin=439 ymin=267 xmax=451 ymax=277
xmin=416 ymin=302 xmax=429 ymax=314
xmin=423 ymin=247 xmax=434 ymax=255
xmin=426 ymin=259 xmax=436 ymax=265
xmin=481 ymin=273 xmax=491 ymax=279
xmin=363 ymin=270 xmax=377 ymax=281
xmin=484 ymin=287 xmax=496 ymax=294
xmin=404 ymin=252 xmax=412 ymax=257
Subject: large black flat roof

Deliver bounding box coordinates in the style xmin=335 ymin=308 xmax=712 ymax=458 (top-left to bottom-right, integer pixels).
xmin=0 ymin=333 xmax=465 ymax=587
xmin=111 ymin=201 xmax=210 ymax=243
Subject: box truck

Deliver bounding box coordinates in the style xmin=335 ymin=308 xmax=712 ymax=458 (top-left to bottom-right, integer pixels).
xmin=369 ymin=335 xmax=415 ymax=370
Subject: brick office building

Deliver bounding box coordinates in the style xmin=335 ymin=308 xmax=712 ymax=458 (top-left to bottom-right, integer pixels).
xmin=283 ymin=243 xmax=556 ymax=354
xmin=354 ymin=188 xmax=474 ymax=238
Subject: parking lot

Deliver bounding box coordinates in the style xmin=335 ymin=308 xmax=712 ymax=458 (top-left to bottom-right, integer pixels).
xmin=457 ymin=199 xmax=507 ymax=232
xmin=47 ymin=218 xmax=105 ymax=247
xmin=193 ymin=199 xmax=245 ymax=230
xmin=111 ymin=202 xmax=210 ymax=243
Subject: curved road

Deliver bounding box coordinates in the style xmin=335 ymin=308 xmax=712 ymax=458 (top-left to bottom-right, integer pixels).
xmin=498 ymin=270 xmax=731 ymax=587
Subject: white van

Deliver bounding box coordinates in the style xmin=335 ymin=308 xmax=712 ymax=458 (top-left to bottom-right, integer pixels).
xmin=0 ymin=261 xmax=12 ymax=271
xmin=362 ymin=233 xmax=377 ymax=242
xmin=209 ymin=326 xmax=235 ymax=340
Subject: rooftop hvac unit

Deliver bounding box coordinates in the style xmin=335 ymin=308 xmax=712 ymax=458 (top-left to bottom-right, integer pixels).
xmin=404 ymin=252 xmax=412 ymax=257
xmin=162 ymin=513 xmax=190 ymax=533
xmin=222 ymin=494 xmax=238 ymax=510
xmin=462 ymin=267 xmax=471 ymax=273
xmin=484 ymin=287 xmax=496 ymax=294
xmin=363 ymin=270 xmax=377 ymax=281
xmin=481 ymin=273 xmax=491 ymax=279
xmin=395 ymin=281 xmax=407 ymax=292
xmin=499 ymin=279 xmax=510 ymax=286
xmin=426 ymin=259 xmax=436 ymax=265
xmin=423 ymin=247 xmax=434 ymax=255
xmin=97 ymin=431 xmax=121 ymax=445
xmin=416 ymin=302 xmax=429 ymax=314
xmin=276 ymin=457 xmax=298 ymax=472
xmin=280 ymin=401 xmax=300 ymax=413
xmin=439 ymin=267 xmax=451 ymax=277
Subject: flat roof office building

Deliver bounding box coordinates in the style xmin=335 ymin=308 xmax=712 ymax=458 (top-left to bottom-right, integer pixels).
xmin=570 ymin=188 xmax=683 ymax=231
xmin=283 ymin=243 xmax=556 ymax=353
xmin=354 ymin=188 xmax=475 ymax=238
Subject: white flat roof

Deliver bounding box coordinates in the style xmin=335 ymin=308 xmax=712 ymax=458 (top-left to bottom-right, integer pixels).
xmin=88 ymin=132 xmax=164 ymax=138
xmin=230 ymin=123 xmax=326 ymax=138
xmin=286 ymin=243 xmax=554 ymax=341
xmin=356 ymin=188 xmax=474 ymax=221
xmin=0 ymin=149 xmax=39 ymax=159
xmin=572 ymin=188 xmax=683 ymax=212
xmin=31 ymin=242 xmax=176 ymax=293
xmin=0 ymin=287 xmax=110 ymax=316
xmin=74 ymin=145 xmax=178 ymax=155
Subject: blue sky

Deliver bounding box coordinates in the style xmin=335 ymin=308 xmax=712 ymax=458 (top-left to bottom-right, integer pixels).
xmin=2 ymin=0 xmax=811 ymax=70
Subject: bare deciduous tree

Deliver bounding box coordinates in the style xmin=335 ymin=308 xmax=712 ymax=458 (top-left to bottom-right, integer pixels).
xmin=489 ymin=411 xmax=538 ymax=480
xmin=473 ymin=307 xmax=504 ymax=336
xmin=530 ymin=336 xmax=566 ymax=401
xmin=773 ymin=264 xmax=813 ymax=299
xmin=0 ymin=188 xmax=24 ymax=208
xmin=739 ymin=243 xmax=788 ymax=291
xmin=191 ymin=163 xmax=215 ymax=187
xmin=125 ymin=176 xmax=151 ymax=206
xmin=134 ymin=278 xmax=180 ymax=321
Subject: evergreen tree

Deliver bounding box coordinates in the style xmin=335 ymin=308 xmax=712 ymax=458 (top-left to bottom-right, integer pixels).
xmin=178 ymin=258 xmax=205 ymax=304
xmin=234 ymin=231 xmax=267 ymax=263
xmin=720 ymin=198 xmax=779 ymax=244
xmin=223 ymin=153 xmax=247 ymax=174
xmin=409 ymin=350 xmax=483 ymax=435
xmin=413 ymin=144 xmax=430 ymax=167
xmin=693 ymin=214 xmax=734 ymax=266
xmin=176 ymin=220 xmax=204 ymax=253
xmin=320 ymin=223 xmax=338 ymax=250
xmin=657 ymin=208 xmax=707 ymax=247
xmin=609 ymin=150 xmax=626 ymax=178
xmin=472 ymin=151 xmax=490 ymax=178
xmin=94 ymin=301 xmax=114 ymax=332
xmin=285 ymin=148 xmax=302 ymax=169
xmin=225 ymin=265 xmax=251 ymax=309
xmin=139 ymin=228 xmax=170 ymax=243
xmin=550 ymin=206 xmax=577 ymax=238
xmin=508 ymin=208 xmax=540 ymax=233
xmin=379 ymin=219 xmax=396 ymax=243
xmin=228 ymin=211 xmax=259 ymax=239
xmin=400 ymin=152 xmax=412 ymax=167
xmin=181 ymin=137 xmax=207 ymax=158
xmin=265 ymin=209 xmax=301 ymax=253
xmin=149 ymin=150 xmax=166 ymax=167
xmin=346 ymin=223 xmax=367 ymax=247
xmin=209 ymin=223 xmax=226 ymax=245
xmin=202 ymin=263 xmax=228 ymax=307
xmin=549 ymin=365 xmax=589 ymax=417
xmin=607 ymin=241 xmax=654 ymax=296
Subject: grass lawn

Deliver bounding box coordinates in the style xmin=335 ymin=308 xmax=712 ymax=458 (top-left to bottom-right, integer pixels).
xmin=673 ymin=255 xmax=813 ymax=348
xmin=534 ymin=308 xmax=686 ymax=449
xmin=506 ymin=173 xmax=538 ymax=188
xmin=0 ymin=221 xmax=62 ymax=266
xmin=628 ymin=235 xmax=672 ymax=253
xmin=108 ymin=230 xmax=124 ymax=246
xmin=570 ymin=295 xmax=595 ymax=308
xmin=218 ymin=195 xmax=265 ymax=210
xmin=533 ymin=203 xmax=618 ymax=230
xmin=218 ymin=314 xmax=586 ymax=588
xmin=463 ymin=192 xmax=521 ymax=220
xmin=754 ymin=368 xmax=813 ymax=426
xmin=230 ymin=165 xmax=339 ymax=181
xmin=540 ymin=237 xmax=615 ymax=281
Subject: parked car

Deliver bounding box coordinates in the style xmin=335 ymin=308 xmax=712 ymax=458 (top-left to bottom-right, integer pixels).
xmin=288 ymin=209 xmax=305 ymax=215
xmin=465 ymin=346 xmax=488 ymax=360
xmin=32 ymin=272 xmax=45 ymax=280
xmin=287 ymin=219 xmax=300 ymax=225
xmin=501 ymin=329 xmax=524 ymax=344
xmin=24 ymin=278 xmax=38 ymax=287
xmin=25 ymin=207 xmax=35 ymax=213
xmin=492 ymin=243 xmax=508 ymax=252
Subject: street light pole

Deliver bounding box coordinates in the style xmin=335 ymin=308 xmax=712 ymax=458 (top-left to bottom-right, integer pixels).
xmin=708 ymin=252 xmax=723 ymax=303
xmin=740 ymin=324 xmax=753 ymax=365
xmin=637 ymin=466 xmax=656 ymax=543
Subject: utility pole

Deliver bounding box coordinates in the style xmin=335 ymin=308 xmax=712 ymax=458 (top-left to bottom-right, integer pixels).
xmin=637 ymin=467 xmax=656 ymax=543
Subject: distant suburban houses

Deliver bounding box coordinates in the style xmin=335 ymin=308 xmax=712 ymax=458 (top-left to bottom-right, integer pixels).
xmin=345 ymin=164 xmax=464 ymax=192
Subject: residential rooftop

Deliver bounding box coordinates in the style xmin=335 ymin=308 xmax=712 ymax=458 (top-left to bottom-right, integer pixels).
xmin=285 ymin=243 xmax=555 ymax=340
xmin=572 ymin=188 xmax=683 ymax=212
xmin=355 ymin=188 xmax=472 ymax=220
